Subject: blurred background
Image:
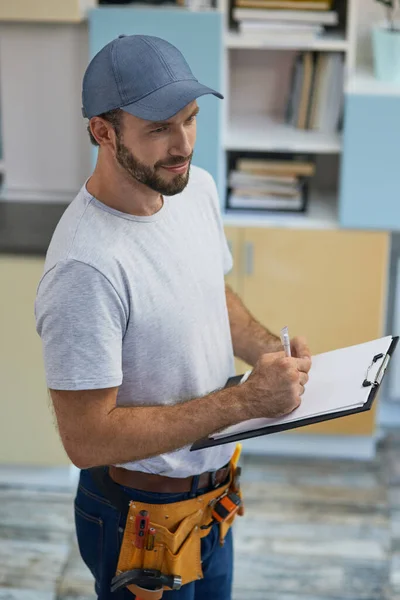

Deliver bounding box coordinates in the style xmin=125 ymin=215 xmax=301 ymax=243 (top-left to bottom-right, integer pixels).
xmin=1 ymin=0 xmax=400 ymax=598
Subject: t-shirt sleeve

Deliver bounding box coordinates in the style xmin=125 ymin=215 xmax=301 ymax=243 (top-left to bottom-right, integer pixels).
xmin=203 ymin=171 xmax=233 ymax=276
xmin=35 ymin=259 xmax=127 ymax=391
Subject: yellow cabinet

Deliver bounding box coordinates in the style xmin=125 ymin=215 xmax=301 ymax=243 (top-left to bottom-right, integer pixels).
xmin=0 ymin=256 xmax=70 ymax=466
xmin=0 ymin=0 xmax=97 ymax=22
xmin=225 ymin=227 xmax=389 ymax=436
xmin=224 ymin=226 xmax=244 ymax=295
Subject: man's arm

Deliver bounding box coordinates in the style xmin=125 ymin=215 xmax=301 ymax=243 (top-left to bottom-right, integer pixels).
xmin=50 ymin=352 xmax=311 ymax=469
xmin=225 ymin=284 xmax=311 ymax=365
xmin=225 ymin=284 xmax=282 ymax=366
xmin=50 ymin=385 xmax=247 ymax=469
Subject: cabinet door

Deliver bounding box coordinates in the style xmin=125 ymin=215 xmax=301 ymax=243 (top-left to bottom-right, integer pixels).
xmin=0 ymin=0 xmax=94 ymax=21
xmin=340 ymin=93 xmax=400 ymax=230
xmin=242 ymin=228 xmax=389 ymax=435
xmin=224 ymin=226 xmax=243 ymax=295
xmin=224 ymin=227 xmax=248 ymax=375
xmin=0 ymin=256 xmax=70 ymax=466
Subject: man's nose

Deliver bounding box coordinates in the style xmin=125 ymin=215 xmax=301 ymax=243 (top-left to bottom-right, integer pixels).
xmin=169 ymin=129 xmax=192 ymax=158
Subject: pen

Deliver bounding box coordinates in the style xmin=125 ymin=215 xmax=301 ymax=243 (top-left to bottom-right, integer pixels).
xmin=280 ymin=326 xmax=291 ymax=357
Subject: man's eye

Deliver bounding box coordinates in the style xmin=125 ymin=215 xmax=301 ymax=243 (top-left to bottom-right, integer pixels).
xmin=152 ymin=126 xmax=167 ymax=134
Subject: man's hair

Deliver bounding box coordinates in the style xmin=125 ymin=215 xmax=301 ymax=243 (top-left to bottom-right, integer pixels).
xmin=87 ymin=109 xmax=122 ymax=146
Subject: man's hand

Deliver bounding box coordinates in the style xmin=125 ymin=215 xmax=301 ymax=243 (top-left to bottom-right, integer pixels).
xmin=243 ymin=352 xmax=312 ymax=419
xmin=290 ymin=336 xmax=312 ymax=359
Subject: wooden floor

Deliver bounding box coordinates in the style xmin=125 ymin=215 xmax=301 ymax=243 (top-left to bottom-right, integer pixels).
xmin=1 ymin=431 xmax=400 ymax=600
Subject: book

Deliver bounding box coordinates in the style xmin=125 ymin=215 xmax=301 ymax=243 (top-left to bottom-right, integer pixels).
xmin=310 ymin=53 xmax=344 ymax=131
xmin=228 ymin=194 xmax=303 ymax=210
xmin=232 ymin=8 xmax=339 ymax=24
xmin=231 ymin=186 xmax=300 ymax=198
xmin=297 ymin=51 xmax=314 ymax=129
xmin=239 ymin=21 xmax=323 ymax=35
xmin=308 ymin=53 xmax=329 ymax=128
xmin=286 ymin=53 xmax=304 ymax=125
xmin=235 ymin=0 xmax=332 ymax=10
xmin=321 ymin=54 xmax=344 ymax=132
xmin=236 ymin=158 xmax=316 ymax=177
xmin=228 ymin=170 xmax=299 ymax=189
xmin=284 ymin=51 xmax=343 ymax=132
xmin=305 ymin=51 xmax=318 ymax=127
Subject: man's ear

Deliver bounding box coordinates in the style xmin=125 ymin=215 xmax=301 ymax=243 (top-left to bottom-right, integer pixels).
xmin=89 ymin=117 xmax=117 ymax=148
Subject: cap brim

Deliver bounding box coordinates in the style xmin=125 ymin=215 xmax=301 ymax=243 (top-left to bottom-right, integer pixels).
xmin=120 ymin=80 xmax=223 ymax=121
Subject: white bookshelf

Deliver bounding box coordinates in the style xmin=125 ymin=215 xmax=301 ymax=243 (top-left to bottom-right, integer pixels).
xmin=223 ymin=189 xmax=338 ymax=229
xmin=346 ymin=66 xmax=400 ymax=97
xmin=224 ymin=114 xmax=342 ymax=153
xmin=220 ymin=0 xmax=356 ymax=228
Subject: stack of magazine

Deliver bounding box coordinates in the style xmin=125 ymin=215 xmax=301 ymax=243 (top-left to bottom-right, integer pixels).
xmin=232 ymin=0 xmax=339 ymax=41
xmin=227 ymin=156 xmax=315 ymax=212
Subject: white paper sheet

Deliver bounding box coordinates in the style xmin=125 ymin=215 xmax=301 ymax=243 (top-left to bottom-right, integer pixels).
xmin=211 ymin=336 xmax=394 ymax=440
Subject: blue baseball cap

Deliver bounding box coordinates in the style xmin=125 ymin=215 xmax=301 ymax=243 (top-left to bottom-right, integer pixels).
xmin=82 ymin=34 xmax=223 ymax=121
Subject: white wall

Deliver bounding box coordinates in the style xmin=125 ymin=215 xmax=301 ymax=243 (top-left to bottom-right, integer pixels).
xmin=0 ymin=22 xmax=91 ymax=196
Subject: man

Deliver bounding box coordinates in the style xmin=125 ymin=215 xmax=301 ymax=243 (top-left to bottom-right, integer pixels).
xmin=35 ymin=34 xmax=311 ymax=600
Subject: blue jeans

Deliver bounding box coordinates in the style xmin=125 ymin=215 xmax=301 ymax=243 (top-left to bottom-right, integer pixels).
xmin=74 ymin=468 xmax=234 ymax=600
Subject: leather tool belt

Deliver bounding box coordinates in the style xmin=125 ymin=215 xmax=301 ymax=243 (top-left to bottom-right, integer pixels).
xmin=108 ymin=463 xmax=231 ymax=494
xmin=89 ymin=445 xmax=244 ymax=600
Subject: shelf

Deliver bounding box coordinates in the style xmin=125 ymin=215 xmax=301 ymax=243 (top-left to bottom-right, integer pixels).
xmin=225 ymin=31 xmax=348 ymax=52
xmin=224 ymin=114 xmax=342 ymax=153
xmin=222 ymin=190 xmax=338 ymax=230
xmin=346 ymin=67 xmax=400 ymax=97
xmin=0 ymin=187 xmax=73 ymax=204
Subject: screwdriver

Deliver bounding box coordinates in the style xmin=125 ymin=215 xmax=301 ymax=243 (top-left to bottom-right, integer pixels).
xmin=231 ymin=443 xmax=242 ymax=470
xmin=146 ymin=527 xmax=156 ymax=551
xmin=134 ymin=510 xmax=150 ymax=550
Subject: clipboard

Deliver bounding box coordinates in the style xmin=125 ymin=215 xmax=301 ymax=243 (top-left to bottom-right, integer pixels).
xmin=190 ymin=335 xmax=399 ymax=452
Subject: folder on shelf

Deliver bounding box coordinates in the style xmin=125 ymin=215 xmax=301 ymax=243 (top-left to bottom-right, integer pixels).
xmin=190 ymin=336 xmax=398 ymax=451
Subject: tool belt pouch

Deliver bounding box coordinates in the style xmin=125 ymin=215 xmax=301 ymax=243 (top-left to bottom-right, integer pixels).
xmin=116 ymin=465 xmax=243 ymax=595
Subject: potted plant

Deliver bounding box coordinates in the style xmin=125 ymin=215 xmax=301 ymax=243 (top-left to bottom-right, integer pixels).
xmin=372 ymin=0 xmax=400 ymax=82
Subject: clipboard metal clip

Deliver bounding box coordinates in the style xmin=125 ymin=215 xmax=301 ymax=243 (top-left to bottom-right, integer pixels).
xmin=362 ymin=352 xmax=390 ymax=388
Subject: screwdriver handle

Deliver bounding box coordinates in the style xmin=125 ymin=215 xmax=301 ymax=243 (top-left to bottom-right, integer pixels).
xmin=135 ymin=510 xmax=150 ymax=550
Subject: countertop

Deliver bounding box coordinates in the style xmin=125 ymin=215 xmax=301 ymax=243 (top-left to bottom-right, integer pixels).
xmin=0 ymin=201 xmax=68 ymax=256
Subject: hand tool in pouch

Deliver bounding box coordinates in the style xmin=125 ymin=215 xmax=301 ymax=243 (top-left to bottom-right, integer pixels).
xmin=135 ymin=510 xmax=150 ymax=551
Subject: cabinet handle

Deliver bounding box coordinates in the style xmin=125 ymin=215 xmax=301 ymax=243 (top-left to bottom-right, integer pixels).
xmin=245 ymin=242 xmax=254 ymax=276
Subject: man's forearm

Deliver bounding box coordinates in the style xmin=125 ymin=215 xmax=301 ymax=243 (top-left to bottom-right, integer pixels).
xmin=75 ymin=386 xmax=250 ymax=469
xmin=225 ymin=284 xmax=282 ymax=366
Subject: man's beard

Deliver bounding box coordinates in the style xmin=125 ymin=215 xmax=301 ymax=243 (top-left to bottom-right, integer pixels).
xmin=115 ymin=137 xmax=192 ymax=196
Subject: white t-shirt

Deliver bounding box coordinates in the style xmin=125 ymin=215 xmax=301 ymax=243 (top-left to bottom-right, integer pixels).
xmin=35 ymin=165 xmax=236 ymax=477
